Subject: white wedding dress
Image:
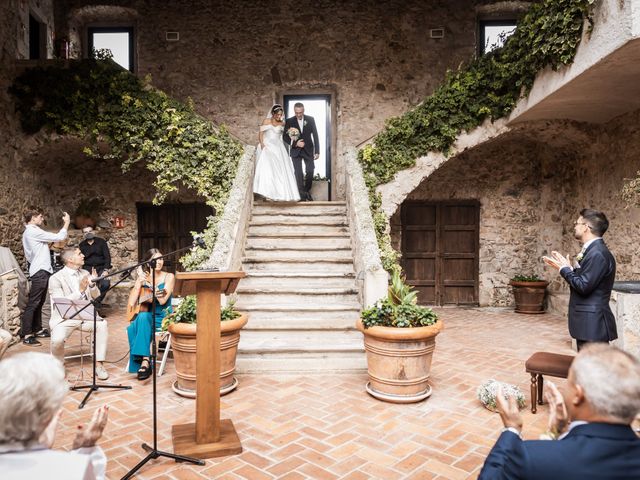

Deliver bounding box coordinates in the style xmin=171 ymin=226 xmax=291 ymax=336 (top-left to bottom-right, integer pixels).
xmin=253 ymin=124 xmax=301 ymax=201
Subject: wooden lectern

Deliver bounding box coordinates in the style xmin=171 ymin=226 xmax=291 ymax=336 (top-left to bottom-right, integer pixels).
xmin=171 ymin=271 xmax=246 ymax=459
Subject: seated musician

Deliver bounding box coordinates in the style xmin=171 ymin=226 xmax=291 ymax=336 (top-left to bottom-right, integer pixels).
xmin=126 ymin=248 xmax=174 ymax=380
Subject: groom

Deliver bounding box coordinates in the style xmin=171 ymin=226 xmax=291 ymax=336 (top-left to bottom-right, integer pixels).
xmin=283 ymin=102 xmax=320 ymax=201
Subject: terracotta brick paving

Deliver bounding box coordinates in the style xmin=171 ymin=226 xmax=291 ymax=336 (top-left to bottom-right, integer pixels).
xmin=7 ymin=307 xmax=574 ymax=479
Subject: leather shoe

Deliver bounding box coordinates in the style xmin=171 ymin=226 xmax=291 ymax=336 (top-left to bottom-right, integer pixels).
xmin=22 ymin=336 xmax=42 ymax=347
xmin=95 ymin=364 xmax=109 ymax=380
xmin=137 ymin=361 xmax=153 ymax=380
xmin=35 ymin=328 xmax=50 ymax=338
xmin=306 ymin=192 xmax=313 ymax=201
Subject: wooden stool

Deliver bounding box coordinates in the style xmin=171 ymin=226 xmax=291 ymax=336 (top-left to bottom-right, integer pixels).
xmin=525 ymin=352 xmax=574 ymax=413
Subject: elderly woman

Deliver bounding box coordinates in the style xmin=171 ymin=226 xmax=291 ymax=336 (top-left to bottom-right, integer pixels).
xmin=0 ymin=352 xmax=108 ymax=479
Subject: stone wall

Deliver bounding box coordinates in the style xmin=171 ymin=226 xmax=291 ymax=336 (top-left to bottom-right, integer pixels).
xmin=392 ymin=112 xmax=640 ymax=308
xmin=53 ymin=0 xmax=506 ymax=199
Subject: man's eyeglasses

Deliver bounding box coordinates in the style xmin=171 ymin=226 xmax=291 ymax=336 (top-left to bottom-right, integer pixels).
xmin=574 ymin=221 xmax=592 ymax=229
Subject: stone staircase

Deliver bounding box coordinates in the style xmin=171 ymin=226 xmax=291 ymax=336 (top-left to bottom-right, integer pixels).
xmin=235 ymin=201 xmax=366 ymax=373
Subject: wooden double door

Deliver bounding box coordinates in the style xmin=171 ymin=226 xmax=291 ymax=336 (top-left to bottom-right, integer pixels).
xmin=137 ymin=203 xmax=213 ymax=273
xmin=401 ymin=201 xmax=479 ymax=306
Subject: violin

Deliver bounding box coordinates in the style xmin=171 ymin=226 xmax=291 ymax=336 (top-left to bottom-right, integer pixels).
xmin=126 ymin=285 xmax=154 ymax=322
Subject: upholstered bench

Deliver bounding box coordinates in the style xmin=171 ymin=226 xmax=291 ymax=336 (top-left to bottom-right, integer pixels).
xmin=525 ymin=352 xmax=574 ymax=413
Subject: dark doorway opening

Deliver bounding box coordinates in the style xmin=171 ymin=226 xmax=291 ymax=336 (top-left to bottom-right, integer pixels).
xmin=137 ymin=203 xmax=214 ymax=273
xmin=28 ymin=13 xmax=46 ymax=60
xmin=283 ymin=94 xmax=332 ymax=201
xmin=401 ymin=201 xmax=479 ymax=306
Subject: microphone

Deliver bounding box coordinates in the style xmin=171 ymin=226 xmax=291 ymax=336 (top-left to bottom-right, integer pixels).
xmin=193 ymin=235 xmax=206 ymax=248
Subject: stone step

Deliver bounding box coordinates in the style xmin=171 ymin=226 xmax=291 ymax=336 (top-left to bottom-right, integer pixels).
xmin=237 ymin=304 xmax=361 ymax=319
xmin=240 ymin=273 xmax=357 ymax=290
xmin=247 ymin=231 xmax=350 ymax=239
xmin=248 ymin=224 xmax=349 ymax=236
xmin=243 ymin=248 xmax=352 ymax=261
xmin=246 ymin=236 xmax=352 ymax=250
xmin=237 ymin=330 xmax=366 ymax=372
xmin=250 ymin=214 xmax=347 ymax=225
xmin=243 ymin=259 xmax=355 ymax=274
xmin=253 ymin=201 xmax=346 ymax=215
xmin=236 ymin=351 xmax=367 ymax=373
xmin=239 ymin=329 xmax=363 ymax=352
xmin=236 ymin=291 xmax=360 ymax=308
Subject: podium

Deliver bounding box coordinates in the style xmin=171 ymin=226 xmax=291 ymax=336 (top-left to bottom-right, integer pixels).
xmin=171 ymin=271 xmax=246 ymax=458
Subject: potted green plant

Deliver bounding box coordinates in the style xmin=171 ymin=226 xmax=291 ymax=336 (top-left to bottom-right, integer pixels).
xmin=355 ymin=270 xmax=443 ymax=403
xmin=509 ymin=274 xmax=549 ymax=314
xmin=73 ymin=197 xmax=104 ymax=229
xmin=162 ymin=295 xmax=248 ymax=397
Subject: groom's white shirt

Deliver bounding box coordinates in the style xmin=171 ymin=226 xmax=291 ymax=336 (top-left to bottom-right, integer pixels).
xmin=297 ymin=116 xmax=304 ymax=133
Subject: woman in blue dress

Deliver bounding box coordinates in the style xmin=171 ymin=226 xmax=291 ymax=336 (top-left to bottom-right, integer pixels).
xmin=126 ymin=248 xmax=174 ymax=380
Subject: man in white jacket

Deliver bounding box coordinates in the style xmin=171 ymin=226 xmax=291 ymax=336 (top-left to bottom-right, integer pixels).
xmin=49 ymin=247 xmax=109 ymax=380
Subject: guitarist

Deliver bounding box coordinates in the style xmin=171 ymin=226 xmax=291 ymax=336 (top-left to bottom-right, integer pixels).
xmin=126 ymin=248 xmax=174 ymax=380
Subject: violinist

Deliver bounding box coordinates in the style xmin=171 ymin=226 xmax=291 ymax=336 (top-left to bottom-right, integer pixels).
xmin=126 ymin=249 xmax=174 ymax=380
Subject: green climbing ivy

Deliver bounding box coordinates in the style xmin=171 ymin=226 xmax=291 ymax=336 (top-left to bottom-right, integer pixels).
xmin=358 ymin=0 xmax=596 ymax=273
xmin=10 ymin=57 xmax=243 ymax=270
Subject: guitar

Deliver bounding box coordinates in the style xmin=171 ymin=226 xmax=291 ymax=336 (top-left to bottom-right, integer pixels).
xmin=126 ymin=285 xmax=154 ymax=322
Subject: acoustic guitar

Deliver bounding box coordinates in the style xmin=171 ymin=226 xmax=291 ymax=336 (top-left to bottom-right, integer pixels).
xmin=126 ymin=285 xmax=154 ymax=322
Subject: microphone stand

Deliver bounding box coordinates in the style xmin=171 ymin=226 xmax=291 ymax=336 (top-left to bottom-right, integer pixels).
xmin=122 ymin=241 xmax=207 ymax=479
xmin=66 ymin=272 xmax=132 ymax=409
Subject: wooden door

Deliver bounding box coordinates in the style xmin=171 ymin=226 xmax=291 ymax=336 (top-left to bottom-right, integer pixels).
xmin=137 ymin=203 xmax=214 ymax=273
xmin=402 ymin=201 xmax=479 ymax=305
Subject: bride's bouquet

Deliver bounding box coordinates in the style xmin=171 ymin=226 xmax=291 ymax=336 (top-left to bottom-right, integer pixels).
xmin=287 ymin=127 xmax=300 ymax=142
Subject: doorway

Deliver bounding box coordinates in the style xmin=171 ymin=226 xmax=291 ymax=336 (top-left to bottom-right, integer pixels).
xmin=283 ymin=94 xmax=332 ymax=200
xmin=88 ymin=27 xmax=134 ymax=71
xmin=401 ymin=201 xmax=479 ymax=306
xmin=136 ymin=202 xmax=214 ymax=273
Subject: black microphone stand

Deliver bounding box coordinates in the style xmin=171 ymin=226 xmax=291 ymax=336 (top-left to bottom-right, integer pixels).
xmin=122 ymin=242 xmax=206 ymax=479
xmin=67 ymin=271 xmax=132 ymax=409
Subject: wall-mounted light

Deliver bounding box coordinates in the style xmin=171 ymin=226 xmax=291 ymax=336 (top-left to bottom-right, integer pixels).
xmin=165 ymin=31 xmax=179 ymax=42
xmin=430 ymin=28 xmax=445 ymax=39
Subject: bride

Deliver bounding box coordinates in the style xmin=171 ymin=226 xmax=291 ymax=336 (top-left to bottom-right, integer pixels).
xmin=253 ymin=104 xmax=301 ymax=202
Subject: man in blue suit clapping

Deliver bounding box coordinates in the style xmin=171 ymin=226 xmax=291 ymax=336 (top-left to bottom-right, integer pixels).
xmin=479 ymin=344 xmax=640 ymax=479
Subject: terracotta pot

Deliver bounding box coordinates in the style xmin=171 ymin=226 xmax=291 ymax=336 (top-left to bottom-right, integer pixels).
xmin=168 ymin=313 xmax=248 ymax=397
xmin=355 ymin=318 xmax=444 ymax=403
xmin=509 ymin=281 xmax=549 ymax=314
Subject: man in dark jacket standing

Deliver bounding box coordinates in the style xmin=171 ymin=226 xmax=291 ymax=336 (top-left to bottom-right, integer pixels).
xmin=283 ymin=102 xmax=320 ymax=201
xmin=79 ymin=226 xmax=111 ymax=308
xmin=543 ymin=208 xmax=617 ymax=350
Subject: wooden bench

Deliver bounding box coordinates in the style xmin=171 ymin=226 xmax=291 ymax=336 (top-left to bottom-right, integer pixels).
xmin=525 ymin=352 xmax=574 ymax=413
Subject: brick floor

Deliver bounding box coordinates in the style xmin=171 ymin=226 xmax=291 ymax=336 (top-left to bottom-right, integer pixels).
xmin=6 ymin=307 xmax=574 ymax=479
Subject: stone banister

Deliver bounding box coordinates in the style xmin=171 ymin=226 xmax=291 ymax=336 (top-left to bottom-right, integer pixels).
xmin=344 ymin=148 xmax=388 ymax=308
xmin=201 ymin=145 xmax=256 ymax=272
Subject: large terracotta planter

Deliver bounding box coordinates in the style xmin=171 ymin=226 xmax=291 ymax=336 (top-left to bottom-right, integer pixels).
xmin=168 ymin=313 xmax=248 ymax=397
xmin=509 ymin=281 xmax=549 ymax=314
xmin=355 ymin=318 xmax=444 ymax=404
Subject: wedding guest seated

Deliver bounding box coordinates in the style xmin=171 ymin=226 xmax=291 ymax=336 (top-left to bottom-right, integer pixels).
xmin=479 ymin=344 xmax=640 ymax=479
xmin=49 ymin=247 xmax=109 ymax=380
xmin=0 ymin=352 xmax=109 ymax=480
xmin=126 ymin=248 xmax=174 ymax=380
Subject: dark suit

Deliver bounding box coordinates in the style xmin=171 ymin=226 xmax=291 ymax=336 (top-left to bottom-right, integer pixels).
xmin=479 ymin=423 xmax=640 ymax=480
xmin=283 ymin=115 xmax=319 ymax=198
xmin=560 ymin=239 xmax=617 ymax=342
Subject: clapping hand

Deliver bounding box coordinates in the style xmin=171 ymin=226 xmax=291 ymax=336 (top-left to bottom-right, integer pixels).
xmin=542 ymin=251 xmax=572 ymax=271
xmin=495 ymin=386 xmax=523 ymax=432
xmin=72 ymin=405 xmax=109 ymax=449
xmin=39 ymin=410 xmax=63 ymax=448
xmin=544 ymin=380 xmax=569 ymax=437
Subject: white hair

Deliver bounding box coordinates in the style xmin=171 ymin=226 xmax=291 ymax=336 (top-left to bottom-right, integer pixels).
xmin=572 ymin=344 xmax=640 ymax=423
xmin=0 ymin=352 xmax=67 ymax=446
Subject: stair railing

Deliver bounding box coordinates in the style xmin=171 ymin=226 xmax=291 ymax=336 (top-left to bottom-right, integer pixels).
xmin=344 ymin=147 xmax=388 ymax=308
xmin=200 ymin=145 xmax=256 ymax=271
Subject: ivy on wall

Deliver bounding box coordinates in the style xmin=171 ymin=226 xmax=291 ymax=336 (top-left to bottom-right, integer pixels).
xmin=10 ymin=58 xmax=243 ymax=269
xmin=358 ymin=0 xmax=596 ymax=274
